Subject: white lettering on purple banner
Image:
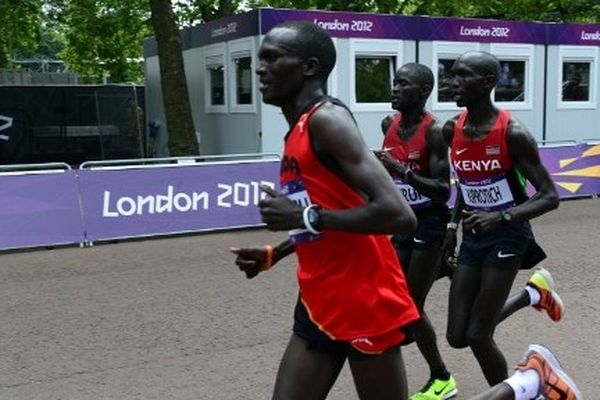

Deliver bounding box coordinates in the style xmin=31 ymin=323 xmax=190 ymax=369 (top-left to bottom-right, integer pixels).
xmin=102 ymin=180 xmax=275 ymax=218
xmin=312 ymin=18 xmax=373 ymax=33
xmin=581 ymin=30 xmax=600 ymax=41
xmin=460 ymin=25 xmax=510 ymax=38
xmin=217 ymin=181 xmax=274 ymax=208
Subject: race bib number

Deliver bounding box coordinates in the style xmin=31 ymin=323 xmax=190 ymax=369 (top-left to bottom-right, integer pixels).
xmin=460 ymin=177 xmax=514 ymax=211
xmin=281 ymin=179 xmax=322 ymax=244
xmin=394 ymin=180 xmax=431 ymax=209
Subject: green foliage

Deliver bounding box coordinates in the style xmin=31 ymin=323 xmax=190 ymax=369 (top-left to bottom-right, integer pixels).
xmin=174 ymin=0 xmax=243 ymax=26
xmin=247 ymin=0 xmax=599 ymax=22
xmin=0 ymin=0 xmax=43 ymax=67
xmin=55 ymin=0 xmax=153 ymax=83
xmin=396 ymin=0 xmax=600 ymax=22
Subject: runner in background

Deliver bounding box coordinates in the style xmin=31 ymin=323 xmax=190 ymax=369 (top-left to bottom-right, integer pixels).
xmin=442 ymin=50 xmax=564 ymax=386
xmin=375 ymin=63 xmax=456 ymax=400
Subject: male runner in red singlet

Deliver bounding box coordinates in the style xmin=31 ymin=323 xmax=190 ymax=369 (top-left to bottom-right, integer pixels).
xmin=441 ymin=51 xmax=564 ymax=386
xmin=231 ymin=21 xmax=420 ymax=400
xmin=375 ymin=63 xmax=456 ymax=400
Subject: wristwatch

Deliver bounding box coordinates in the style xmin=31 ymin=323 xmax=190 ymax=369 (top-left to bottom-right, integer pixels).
xmin=403 ymin=168 xmax=414 ymax=183
xmin=501 ymin=210 xmax=513 ymax=224
xmin=303 ymin=205 xmax=323 ymax=234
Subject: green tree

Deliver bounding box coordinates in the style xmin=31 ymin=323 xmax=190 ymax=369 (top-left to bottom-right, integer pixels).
xmin=397 ymin=0 xmax=600 ymax=22
xmin=54 ymin=0 xmax=152 ymax=83
xmin=0 ymin=0 xmax=43 ymax=68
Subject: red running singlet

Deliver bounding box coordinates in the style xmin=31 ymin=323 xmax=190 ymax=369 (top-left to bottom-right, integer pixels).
xmin=451 ymin=109 xmax=515 ymax=211
xmin=280 ymin=100 xmax=419 ymax=341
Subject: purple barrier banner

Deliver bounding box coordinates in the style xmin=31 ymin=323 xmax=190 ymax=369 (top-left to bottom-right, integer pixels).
xmin=547 ymin=23 xmax=600 ymax=45
xmin=0 ymin=171 xmax=84 ymax=250
xmin=538 ymin=143 xmax=600 ymax=198
xmin=78 ymin=161 xmax=280 ymax=242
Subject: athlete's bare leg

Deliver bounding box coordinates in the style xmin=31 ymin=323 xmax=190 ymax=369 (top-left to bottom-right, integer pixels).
xmin=499 ymin=288 xmax=530 ymax=323
xmin=469 ymin=383 xmax=514 ymax=400
xmin=348 ymin=344 xmax=409 ymax=400
xmin=447 ymin=263 xmax=519 ymax=385
xmin=272 ymin=333 xmax=345 ymax=400
xmin=401 ymin=242 xmax=449 ymax=376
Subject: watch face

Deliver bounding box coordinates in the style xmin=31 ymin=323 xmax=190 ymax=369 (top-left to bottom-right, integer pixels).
xmin=308 ymin=208 xmax=319 ymax=225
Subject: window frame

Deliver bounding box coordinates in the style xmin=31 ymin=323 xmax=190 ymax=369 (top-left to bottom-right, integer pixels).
xmin=349 ymin=39 xmax=403 ymax=111
xmin=204 ymin=43 xmax=228 ymax=114
xmin=490 ymin=43 xmax=535 ymax=110
xmin=557 ymin=45 xmax=598 ymax=109
xmin=228 ymin=38 xmax=256 ymax=113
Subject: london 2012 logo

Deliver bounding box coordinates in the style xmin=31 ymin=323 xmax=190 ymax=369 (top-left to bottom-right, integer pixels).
xmin=0 ymin=115 xmax=13 ymax=141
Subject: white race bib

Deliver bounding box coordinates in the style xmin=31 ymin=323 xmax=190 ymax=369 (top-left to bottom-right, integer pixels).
xmin=460 ymin=177 xmax=514 ymax=211
xmin=394 ymin=180 xmax=431 ymax=209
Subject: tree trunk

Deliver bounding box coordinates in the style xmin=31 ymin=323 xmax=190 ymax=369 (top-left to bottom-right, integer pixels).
xmin=148 ymin=0 xmax=199 ymax=156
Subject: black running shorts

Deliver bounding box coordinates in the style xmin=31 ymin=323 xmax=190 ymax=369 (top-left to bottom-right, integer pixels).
xmin=458 ymin=220 xmax=546 ymax=269
xmin=392 ymin=204 xmax=450 ymax=251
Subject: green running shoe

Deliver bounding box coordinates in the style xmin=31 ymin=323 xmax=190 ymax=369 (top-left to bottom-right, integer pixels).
xmin=527 ymin=267 xmax=564 ymax=322
xmin=410 ymin=375 xmax=457 ymax=400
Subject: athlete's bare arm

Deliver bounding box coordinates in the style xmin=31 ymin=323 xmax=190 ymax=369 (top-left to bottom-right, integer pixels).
xmin=442 ymin=116 xmax=458 ymax=147
xmin=440 ymin=116 xmax=463 ymax=260
xmin=308 ymin=102 xmax=417 ymax=234
xmin=408 ymin=120 xmax=451 ymax=202
xmin=231 ymin=238 xmax=295 ymax=279
xmin=504 ymin=119 xmax=559 ymax=221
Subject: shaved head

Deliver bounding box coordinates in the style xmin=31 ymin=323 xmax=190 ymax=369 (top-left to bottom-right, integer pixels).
xmin=398 ymin=63 xmax=434 ymax=93
xmin=266 ymin=21 xmax=336 ymax=81
xmin=457 ymin=51 xmax=501 ymax=81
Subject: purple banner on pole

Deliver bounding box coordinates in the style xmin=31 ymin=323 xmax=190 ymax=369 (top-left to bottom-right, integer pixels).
xmin=0 ymin=171 xmax=84 ymax=250
xmin=78 ymin=161 xmax=279 ymax=242
xmin=546 ymin=23 xmax=600 ymax=46
xmin=537 ymin=143 xmax=600 ymax=198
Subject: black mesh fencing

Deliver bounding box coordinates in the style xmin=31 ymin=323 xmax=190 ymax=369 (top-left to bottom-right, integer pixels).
xmin=0 ymin=85 xmax=145 ymax=166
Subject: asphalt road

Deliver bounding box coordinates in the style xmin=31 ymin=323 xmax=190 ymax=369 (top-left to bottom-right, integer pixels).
xmin=1 ymin=198 xmax=598 ymax=399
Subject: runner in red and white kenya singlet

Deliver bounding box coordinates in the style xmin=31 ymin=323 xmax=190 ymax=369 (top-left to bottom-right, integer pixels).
xmin=281 ymin=101 xmax=419 ymax=341
xmin=451 ymin=109 xmax=525 ymax=212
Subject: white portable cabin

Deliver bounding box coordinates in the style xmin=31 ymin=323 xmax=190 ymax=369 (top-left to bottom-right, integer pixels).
xmin=143 ymin=9 xmax=600 ymax=156
xmin=545 ymin=23 xmax=600 ymax=142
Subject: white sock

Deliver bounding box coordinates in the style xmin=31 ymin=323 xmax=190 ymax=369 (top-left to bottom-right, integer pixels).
xmin=504 ymin=369 xmax=541 ymax=400
xmin=526 ymin=285 xmax=541 ymax=306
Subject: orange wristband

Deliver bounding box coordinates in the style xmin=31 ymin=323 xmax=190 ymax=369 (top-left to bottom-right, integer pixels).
xmin=263 ymin=245 xmax=274 ymax=271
